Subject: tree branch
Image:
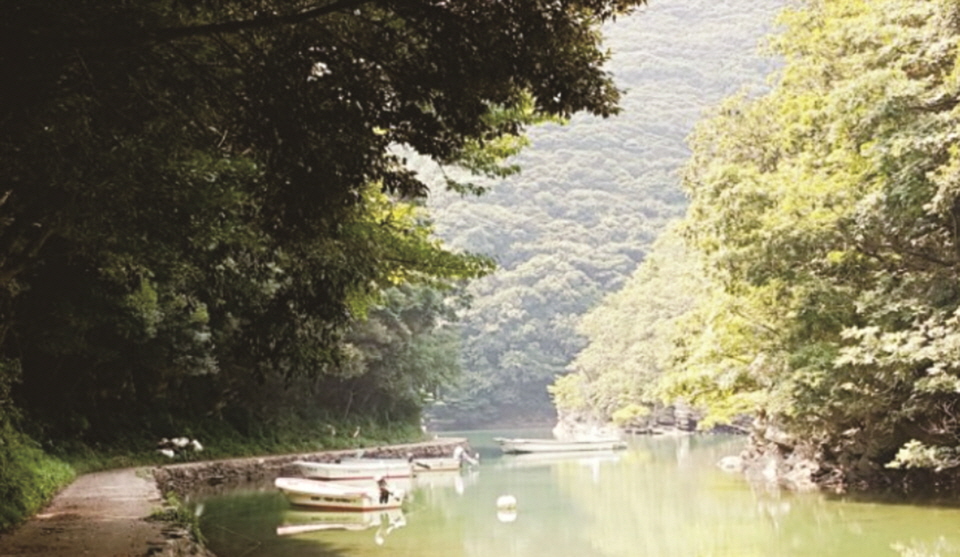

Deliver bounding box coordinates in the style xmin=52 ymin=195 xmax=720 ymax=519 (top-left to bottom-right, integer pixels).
xmin=92 ymin=0 xmax=377 ymax=46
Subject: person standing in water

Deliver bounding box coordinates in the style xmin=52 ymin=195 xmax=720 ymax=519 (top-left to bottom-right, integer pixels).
xmin=376 ymin=476 xmax=391 ymax=504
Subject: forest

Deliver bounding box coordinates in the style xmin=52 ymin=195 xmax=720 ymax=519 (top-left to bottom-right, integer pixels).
xmin=0 ymin=0 xmax=647 ymax=531
xmin=425 ymin=0 xmax=783 ymax=426
xmin=559 ymin=0 xmax=960 ymax=491
xmin=4 ymin=0 xmax=958 ymax=535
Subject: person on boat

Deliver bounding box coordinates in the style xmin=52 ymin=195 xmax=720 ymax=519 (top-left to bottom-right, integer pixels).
xmin=376 ymin=475 xmax=391 ymax=504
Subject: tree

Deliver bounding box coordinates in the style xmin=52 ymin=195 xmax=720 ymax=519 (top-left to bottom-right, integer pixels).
xmin=0 ymin=0 xmax=649 ymax=442
xmin=336 ymin=284 xmax=464 ymax=422
xmin=552 ymin=225 xmax=705 ymax=426
xmin=427 ymin=0 xmax=783 ymax=427
xmin=667 ymin=0 xmax=960 ymax=488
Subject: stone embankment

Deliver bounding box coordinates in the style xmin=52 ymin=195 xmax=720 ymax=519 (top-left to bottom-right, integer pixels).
xmin=155 ymin=437 xmax=470 ymax=497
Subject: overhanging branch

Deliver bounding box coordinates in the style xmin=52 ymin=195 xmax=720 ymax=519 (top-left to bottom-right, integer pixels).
xmin=78 ymin=0 xmax=377 ymax=47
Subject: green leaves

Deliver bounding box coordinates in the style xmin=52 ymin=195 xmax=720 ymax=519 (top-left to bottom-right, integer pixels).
xmin=887 ymin=439 xmax=960 ymax=472
xmin=553 ymin=226 xmax=704 ymax=424
xmin=428 ymin=0 xmax=783 ymax=427
xmin=652 ymin=0 xmax=960 ymax=483
xmin=1 ymin=0 xmax=655 ymax=444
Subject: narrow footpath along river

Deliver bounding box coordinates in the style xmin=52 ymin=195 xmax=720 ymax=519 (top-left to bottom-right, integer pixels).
xmin=192 ymin=430 xmax=960 ymax=557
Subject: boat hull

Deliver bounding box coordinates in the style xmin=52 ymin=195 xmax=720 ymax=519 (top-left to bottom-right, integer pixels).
xmin=410 ymin=456 xmax=463 ymax=472
xmin=495 ymin=438 xmax=627 ymax=454
xmin=275 ymin=477 xmax=403 ymax=511
xmin=294 ymin=455 xmax=467 ymax=480
xmin=293 ymin=459 xmax=412 ymax=480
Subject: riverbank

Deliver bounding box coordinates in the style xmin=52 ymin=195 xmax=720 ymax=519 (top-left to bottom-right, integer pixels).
xmin=0 ymin=437 xmax=470 ymax=557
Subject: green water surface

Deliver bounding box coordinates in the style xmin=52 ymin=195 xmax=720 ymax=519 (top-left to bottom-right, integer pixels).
xmin=193 ymin=431 xmax=960 ymax=557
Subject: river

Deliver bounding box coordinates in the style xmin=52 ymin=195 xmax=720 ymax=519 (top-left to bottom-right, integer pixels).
xmin=192 ymin=429 xmax=960 ymax=557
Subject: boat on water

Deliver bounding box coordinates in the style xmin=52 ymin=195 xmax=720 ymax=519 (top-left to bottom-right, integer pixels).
xmin=275 ymin=477 xmax=405 ymax=511
xmin=345 ymin=455 xmax=468 ymax=471
xmin=355 ymin=446 xmax=479 ymax=473
xmin=494 ymin=437 xmax=628 ymax=454
xmin=410 ymin=456 xmax=467 ymax=472
xmin=294 ymin=449 xmax=476 ymax=480
xmin=293 ymin=459 xmax=413 ymax=480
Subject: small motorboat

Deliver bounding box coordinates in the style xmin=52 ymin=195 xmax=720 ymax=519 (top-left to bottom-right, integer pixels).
xmin=410 ymin=446 xmax=479 ymax=471
xmin=292 ymin=459 xmax=413 ymax=480
xmin=494 ymin=437 xmax=627 ymax=454
xmin=275 ymin=477 xmax=405 ymax=511
xmin=409 ymin=456 xmax=464 ymax=472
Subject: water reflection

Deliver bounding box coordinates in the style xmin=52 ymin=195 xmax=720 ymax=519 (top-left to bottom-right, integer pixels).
xmin=275 ymin=508 xmax=405 ymax=538
xmin=195 ymin=432 xmax=960 ymax=557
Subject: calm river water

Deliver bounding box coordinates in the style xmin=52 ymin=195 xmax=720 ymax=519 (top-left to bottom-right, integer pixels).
xmin=193 ymin=430 xmax=960 ymax=557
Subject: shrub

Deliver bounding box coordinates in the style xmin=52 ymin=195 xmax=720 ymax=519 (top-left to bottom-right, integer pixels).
xmin=0 ymin=422 xmax=75 ymax=532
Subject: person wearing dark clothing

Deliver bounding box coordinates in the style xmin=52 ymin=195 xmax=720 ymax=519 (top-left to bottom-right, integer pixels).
xmin=377 ymin=476 xmax=391 ymax=504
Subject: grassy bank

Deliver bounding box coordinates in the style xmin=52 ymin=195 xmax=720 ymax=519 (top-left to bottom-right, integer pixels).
xmin=0 ymin=424 xmax=75 ymax=532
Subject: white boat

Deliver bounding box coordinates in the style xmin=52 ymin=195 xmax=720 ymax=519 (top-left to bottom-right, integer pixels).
xmin=495 ymin=437 xmax=628 ymax=454
xmin=410 ymin=456 xmax=464 ymax=472
xmin=293 ymin=459 xmax=413 ymax=480
xmin=275 ymin=477 xmax=404 ymax=511
xmin=344 ymin=456 xmax=465 ymax=472
xmin=292 ymin=446 xmax=478 ymax=480
xmin=410 ymin=446 xmax=479 ymax=471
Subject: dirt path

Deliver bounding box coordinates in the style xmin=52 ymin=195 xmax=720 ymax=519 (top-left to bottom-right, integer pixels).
xmin=0 ymin=468 xmax=182 ymax=557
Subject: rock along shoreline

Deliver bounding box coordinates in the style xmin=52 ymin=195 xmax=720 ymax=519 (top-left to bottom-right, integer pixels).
xmin=155 ymin=436 xmax=471 ymax=499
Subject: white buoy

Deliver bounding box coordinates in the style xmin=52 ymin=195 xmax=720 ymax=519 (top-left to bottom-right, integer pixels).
xmin=496 ymin=494 xmax=517 ymax=510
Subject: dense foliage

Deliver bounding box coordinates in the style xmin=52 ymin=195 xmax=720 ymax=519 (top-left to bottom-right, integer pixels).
xmin=550 ymin=225 xmax=705 ymax=426
xmin=428 ymin=0 xmax=782 ymax=427
xmin=0 ymin=0 xmax=647 ymax=530
xmin=569 ymin=0 xmax=960 ymax=490
xmin=678 ymin=0 xmax=960 ymax=487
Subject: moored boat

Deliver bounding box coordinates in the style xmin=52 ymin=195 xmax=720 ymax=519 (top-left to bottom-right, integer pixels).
xmin=410 ymin=446 xmax=479 ymax=471
xmin=293 ymin=459 xmax=413 ymax=480
xmin=495 ymin=437 xmax=627 ymax=454
xmin=275 ymin=477 xmax=404 ymax=511
xmin=409 ymin=456 xmax=464 ymax=472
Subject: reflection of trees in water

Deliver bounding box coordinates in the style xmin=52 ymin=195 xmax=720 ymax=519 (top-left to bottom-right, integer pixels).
xmin=550 ymin=436 xmax=960 ymax=557
xmin=555 ymin=437 xmax=770 ymax=557
xmin=891 ymin=538 xmax=960 ymax=557
xmin=199 ymin=437 xmax=960 ymax=557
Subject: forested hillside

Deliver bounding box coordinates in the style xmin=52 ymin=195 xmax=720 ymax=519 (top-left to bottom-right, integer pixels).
xmin=0 ymin=0 xmax=647 ymax=531
xmin=569 ymin=0 xmax=960 ymax=491
xmin=426 ymin=0 xmax=783 ymax=427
